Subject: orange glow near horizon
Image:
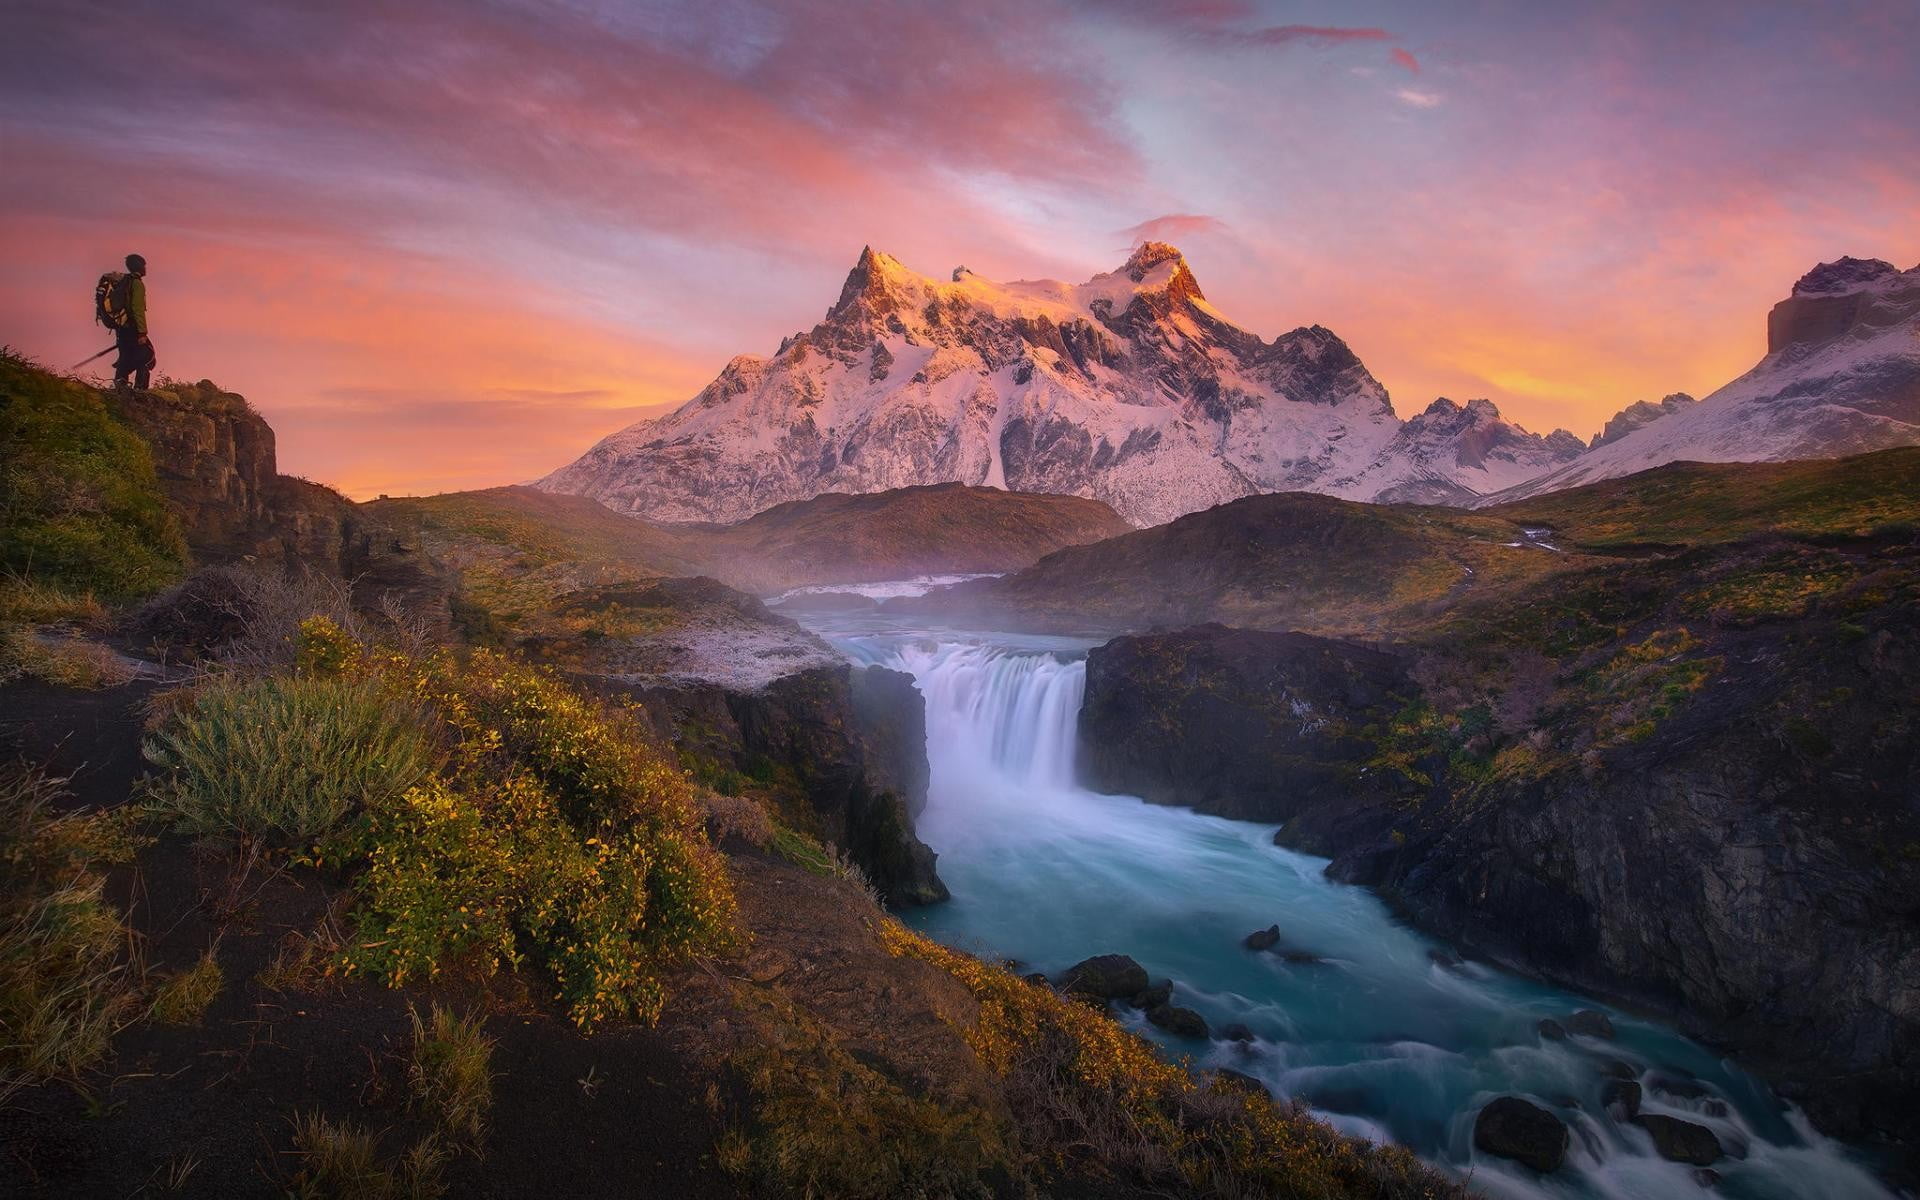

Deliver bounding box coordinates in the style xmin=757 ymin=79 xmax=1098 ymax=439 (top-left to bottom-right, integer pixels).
xmin=3 ymin=1 xmax=1917 ymax=497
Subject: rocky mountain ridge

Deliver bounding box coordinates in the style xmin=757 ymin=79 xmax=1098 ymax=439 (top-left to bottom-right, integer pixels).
xmin=540 ymin=244 xmax=1586 ymax=524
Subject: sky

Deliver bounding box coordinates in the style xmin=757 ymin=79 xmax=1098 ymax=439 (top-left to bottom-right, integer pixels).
xmin=3 ymin=0 xmax=1917 ymax=499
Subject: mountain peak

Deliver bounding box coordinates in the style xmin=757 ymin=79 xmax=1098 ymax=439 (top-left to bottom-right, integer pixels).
xmin=828 ymin=245 xmax=924 ymax=322
xmin=1119 ymin=241 xmax=1205 ymax=304
xmin=1123 ymin=241 xmax=1186 ymax=276
xmin=1792 ymin=256 xmax=1900 ymax=297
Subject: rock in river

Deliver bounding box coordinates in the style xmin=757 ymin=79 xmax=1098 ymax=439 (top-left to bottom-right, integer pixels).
xmin=1060 ymin=954 xmax=1149 ymax=1000
xmin=1634 ymin=1113 xmax=1723 ymax=1166
xmin=1474 ymin=1096 xmax=1569 ymax=1173
xmin=1146 ymin=1003 xmax=1210 ymax=1040
xmin=1244 ymin=924 xmax=1282 ymax=951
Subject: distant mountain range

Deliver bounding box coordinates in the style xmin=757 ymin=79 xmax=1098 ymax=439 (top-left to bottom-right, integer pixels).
xmin=541 ymin=248 xmax=1920 ymax=523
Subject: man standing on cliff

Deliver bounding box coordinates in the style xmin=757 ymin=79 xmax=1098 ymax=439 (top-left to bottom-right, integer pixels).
xmin=111 ymin=253 xmax=155 ymax=391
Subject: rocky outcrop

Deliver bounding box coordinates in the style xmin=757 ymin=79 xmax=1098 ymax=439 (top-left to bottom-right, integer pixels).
xmin=538 ymin=578 xmax=946 ymax=905
xmin=1078 ymin=625 xmax=1416 ymax=825
xmin=107 ymin=380 xmax=449 ymax=627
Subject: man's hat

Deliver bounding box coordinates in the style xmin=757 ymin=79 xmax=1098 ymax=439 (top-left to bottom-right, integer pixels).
xmin=126 ymin=253 xmax=147 ymax=273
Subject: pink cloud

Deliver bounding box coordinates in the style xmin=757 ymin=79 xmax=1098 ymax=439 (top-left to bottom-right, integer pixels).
xmin=1119 ymin=214 xmax=1230 ymax=248
xmin=1391 ymin=47 xmax=1420 ymax=74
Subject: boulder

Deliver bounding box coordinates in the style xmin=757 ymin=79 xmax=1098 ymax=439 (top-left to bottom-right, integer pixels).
xmin=1567 ymin=1010 xmax=1615 ymax=1039
xmin=1146 ymin=1004 xmax=1210 ymax=1040
xmin=1473 ymin=1096 xmax=1569 ymax=1173
xmin=1601 ymin=1079 xmax=1642 ymax=1120
xmin=1600 ymin=1058 xmax=1641 ymax=1081
xmin=1060 ymin=955 xmax=1149 ymax=999
xmin=1129 ymin=981 xmax=1172 ymax=1011
xmin=1221 ymin=1023 xmax=1255 ymax=1043
xmin=1537 ymin=1018 xmax=1568 ymax=1041
xmin=1244 ymin=924 xmax=1282 ymax=951
xmin=1634 ymin=1114 xmax=1723 ymax=1166
xmin=1693 ymin=1168 xmax=1722 ymax=1188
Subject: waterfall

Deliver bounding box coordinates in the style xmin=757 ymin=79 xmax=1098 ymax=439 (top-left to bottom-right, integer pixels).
xmin=823 ymin=629 xmax=1898 ymax=1200
xmin=888 ymin=641 xmax=1085 ymax=792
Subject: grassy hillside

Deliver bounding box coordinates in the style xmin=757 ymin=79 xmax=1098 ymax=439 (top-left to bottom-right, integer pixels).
xmin=710 ymin=481 xmax=1131 ymax=593
xmin=1483 ymin=447 xmax=1920 ymax=550
xmin=905 ymin=449 xmax=1920 ymax=638
xmin=0 ymin=349 xmax=186 ymax=603
xmin=900 ymin=490 xmax=1586 ymax=635
xmin=370 ymin=481 xmax=1133 ymax=638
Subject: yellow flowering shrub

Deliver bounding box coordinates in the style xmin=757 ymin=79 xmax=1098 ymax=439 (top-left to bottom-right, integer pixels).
xmin=291 ymin=619 xmax=737 ymax=1027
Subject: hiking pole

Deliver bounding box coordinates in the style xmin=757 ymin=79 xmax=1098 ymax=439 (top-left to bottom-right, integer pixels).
xmin=69 ymin=345 xmax=117 ymax=370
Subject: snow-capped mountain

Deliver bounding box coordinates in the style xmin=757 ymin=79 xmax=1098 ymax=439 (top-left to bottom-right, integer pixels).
xmin=1330 ymin=396 xmax=1586 ymax=505
xmin=1492 ymin=257 xmax=1920 ymax=503
xmin=540 ymin=244 xmax=1576 ymax=525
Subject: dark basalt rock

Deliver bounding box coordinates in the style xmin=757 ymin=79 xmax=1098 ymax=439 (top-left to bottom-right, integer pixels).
xmin=1146 ymin=1003 xmax=1210 ymax=1040
xmin=1538 ymin=1019 xmax=1569 ymax=1041
xmin=1080 ymin=625 xmax=1417 ymax=825
xmin=1130 ymin=981 xmax=1172 ymax=1011
xmin=1244 ymin=924 xmax=1282 ymax=951
xmin=1600 ymin=1059 xmax=1641 ymax=1081
xmin=1634 ymin=1113 xmax=1723 ymax=1166
xmin=1474 ymin=1096 xmax=1569 ymax=1173
xmin=1060 ymin=955 xmax=1149 ymax=1000
xmin=1567 ymin=1010 xmax=1616 ymax=1039
xmin=1602 ymin=1079 xmax=1643 ymax=1120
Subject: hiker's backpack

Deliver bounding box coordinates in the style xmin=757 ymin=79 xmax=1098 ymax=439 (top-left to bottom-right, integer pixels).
xmin=95 ymin=271 xmax=132 ymax=330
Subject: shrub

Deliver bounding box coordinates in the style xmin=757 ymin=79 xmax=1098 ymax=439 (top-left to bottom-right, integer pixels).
xmin=0 ymin=349 xmax=186 ymax=600
xmin=143 ymin=674 xmax=440 ymax=848
xmin=407 ymin=1005 xmax=494 ymax=1148
xmin=326 ymin=640 xmax=738 ymax=1027
xmin=0 ymin=767 xmax=145 ymax=1102
xmin=149 ymin=950 xmax=224 ymax=1026
xmin=130 ymin=566 xmax=359 ymax=670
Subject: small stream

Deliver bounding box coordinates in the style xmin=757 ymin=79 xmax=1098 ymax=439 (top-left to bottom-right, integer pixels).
xmin=800 ymin=605 xmax=1894 ymax=1198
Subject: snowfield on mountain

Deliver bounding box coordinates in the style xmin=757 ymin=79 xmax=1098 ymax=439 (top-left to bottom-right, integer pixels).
xmin=540 ymin=244 xmax=1585 ymax=525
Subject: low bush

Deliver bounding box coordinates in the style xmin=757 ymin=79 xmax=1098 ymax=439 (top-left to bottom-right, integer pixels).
xmin=292 ymin=621 xmax=740 ymax=1028
xmin=0 ymin=767 xmax=146 ymax=1102
xmin=142 ymin=673 xmax=440 ymax=849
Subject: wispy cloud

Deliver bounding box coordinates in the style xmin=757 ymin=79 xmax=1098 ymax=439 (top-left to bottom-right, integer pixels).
xmin=1390 ymin=47 xmax=1420 ymax=74
xmin=1119 ymin=213 xmax=1228 ymax=248
xmin=1394 ymin=88 xmax=1443 ymax=109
